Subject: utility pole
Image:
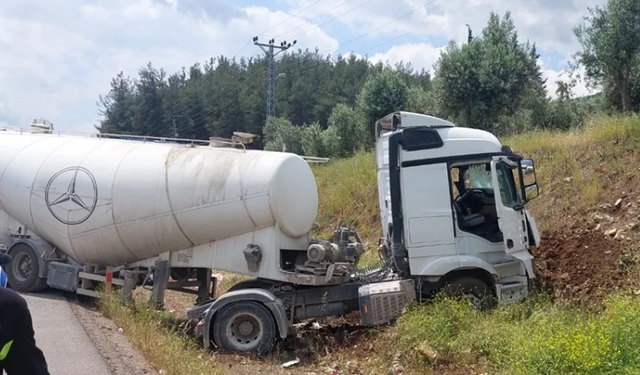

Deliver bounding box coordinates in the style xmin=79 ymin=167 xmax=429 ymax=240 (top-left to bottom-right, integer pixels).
xmin=253 ymin=36 xmax=296 ymax=119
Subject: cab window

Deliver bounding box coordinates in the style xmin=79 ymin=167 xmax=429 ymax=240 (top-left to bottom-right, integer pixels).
xmin=450 ymin=163 xmax=494 ymax=198
xmin=495 ymin=163 xmax=521 ymax=207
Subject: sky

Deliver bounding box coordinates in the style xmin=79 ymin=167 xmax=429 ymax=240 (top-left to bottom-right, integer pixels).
xmin=0 ymin=0 xmax=607 ymax=134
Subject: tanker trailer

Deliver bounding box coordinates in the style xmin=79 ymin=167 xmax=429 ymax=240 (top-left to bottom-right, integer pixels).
xmin=0 ymin=128 xmax=374 ymax=292
xmin=0 ymin=127 xmax=414 ymax=354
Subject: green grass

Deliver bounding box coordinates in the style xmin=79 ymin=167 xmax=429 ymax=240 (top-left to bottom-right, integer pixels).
xmin=311 ymin=150 xmax=381 ymax=266
xmin=98 ymin=292 xmax=223 ymax=375
xmin=507 ymin=114 xmax=640 ymax=231
xmin=390 ymin=291 xmax=640 ymax=375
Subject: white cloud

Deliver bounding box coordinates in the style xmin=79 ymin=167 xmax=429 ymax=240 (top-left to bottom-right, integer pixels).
xmin=0 ymin=0 xmax=610 ymax=132
xmin=538 ymin=60 xmax=593 ymax=100
xmin=369 ymin=43 xmax=444 ymax=73
xmin=0 ymin=0 xmax=339 ymax=132
xmin=285 ymin=0 xmax=606 ymax=59
xmin=287 ymin=0 xmax=607 ymax=101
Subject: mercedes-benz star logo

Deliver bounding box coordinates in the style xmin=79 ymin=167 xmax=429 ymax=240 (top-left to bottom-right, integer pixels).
xmin=44 ymin=166 xmax=98 ymax=225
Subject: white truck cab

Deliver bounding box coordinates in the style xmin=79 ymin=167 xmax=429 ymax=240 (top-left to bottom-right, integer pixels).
xmin=375 ymin=111 xmax=540 ymax=307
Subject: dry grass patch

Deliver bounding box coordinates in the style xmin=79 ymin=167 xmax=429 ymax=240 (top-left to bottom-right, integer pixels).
xmin=98 ymin=292 xmax=223 ymax=375
xmin=508 ymin=114 xmax=640 ymax=231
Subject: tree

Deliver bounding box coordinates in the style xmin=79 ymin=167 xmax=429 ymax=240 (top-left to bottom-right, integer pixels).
xmin=262 ymin=117 xmax=305 ymax=154
xmin=326 ymin=103 xmax=365 ymax=158
xmin=133 ymin=62 xmax=168 ymax=137
xmin=96 ymin=72 xmax=137 ymax=134
xmin=601 ymin=59 xmax=640 ymax=112
xmin=301 ymin=122 xmax=328 ymax=157
xmin=357 ymin=69 xmax=409 ymax=147
xmin=574 ymin=0 xmax=640 ymax=112
xmin=432 ymin=11 xmax=544 ymax=133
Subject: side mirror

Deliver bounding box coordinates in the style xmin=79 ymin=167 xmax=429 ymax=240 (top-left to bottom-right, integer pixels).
xmin=525 ymin=183 xmax=539 ymax=200
xmin=520 ymin=159 xmax=536 ymax=185
xmin=520 ymin=159 xmax=538 ymax=200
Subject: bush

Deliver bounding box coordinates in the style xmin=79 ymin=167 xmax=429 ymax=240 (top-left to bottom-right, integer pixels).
xmin=392 ymin=292 xmax=640 ymax=375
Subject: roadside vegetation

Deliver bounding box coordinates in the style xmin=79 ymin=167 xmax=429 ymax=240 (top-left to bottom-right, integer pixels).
xmin=88 ymin=0 xmax=640 ymax=373
xmin=98 ymin=292 xmax=223 ymax=375
xmin=388 ymin=291 xmax=640 ymax=375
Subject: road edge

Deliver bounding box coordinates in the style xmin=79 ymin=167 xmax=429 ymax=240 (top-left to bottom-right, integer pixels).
xmin=66 ymin=295 xmax=161 ymax=375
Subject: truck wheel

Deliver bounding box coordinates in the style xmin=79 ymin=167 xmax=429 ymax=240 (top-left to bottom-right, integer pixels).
xmin=7 ymin=244 xmax=48 ymax=293
xmin=212 ymin=301 xmax=276 ymax=355
xmin=442 ymin=277 xmax=496 ymax=311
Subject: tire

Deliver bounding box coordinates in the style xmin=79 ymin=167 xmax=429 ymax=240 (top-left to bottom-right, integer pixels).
xmin=212 ymin=301 xmax=277 ymax=355
xmin=442 ymin=277 xmax=496 ymax=311
xmin=6 ymin=244 xmax=48 ymax=293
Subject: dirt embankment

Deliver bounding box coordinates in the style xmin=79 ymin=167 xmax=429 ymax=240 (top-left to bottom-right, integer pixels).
xmin=531 ymin=197 xmax=640 ymax=305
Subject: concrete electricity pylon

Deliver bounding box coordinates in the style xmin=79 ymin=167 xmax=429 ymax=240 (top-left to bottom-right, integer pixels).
xmin=253 ymin=36 xmax=296 ymax=119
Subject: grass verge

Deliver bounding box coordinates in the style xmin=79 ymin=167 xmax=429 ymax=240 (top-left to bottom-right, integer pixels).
xmin=98 ymin=291 xmax=223 ymax=375
xmin=390 ymin=290 xmax=640 ymax=375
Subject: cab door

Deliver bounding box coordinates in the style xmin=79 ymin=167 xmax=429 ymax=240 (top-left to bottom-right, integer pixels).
xmin=490 ymin=157 xmax=529 ymax=258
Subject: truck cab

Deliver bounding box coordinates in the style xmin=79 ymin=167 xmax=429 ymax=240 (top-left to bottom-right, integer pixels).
xmin=375 ymin=111 xmax=540 ymax=307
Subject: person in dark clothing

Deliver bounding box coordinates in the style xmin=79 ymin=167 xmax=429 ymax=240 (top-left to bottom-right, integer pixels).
xmin=0 ymin=252 xmax=50 ymax=375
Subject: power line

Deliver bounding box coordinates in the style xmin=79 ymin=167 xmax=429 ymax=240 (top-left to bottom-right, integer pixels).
xmin=289 ymin=0 xmax=378 ymax=40
xmin=253 ymin=36 xmax=297 ymax=119
xmin=358 ymin=0 xmax=481 ymax=55
xmin=272 ymin=0 xmax=355 ymax=40
xmin=231 ymin=0 xmax=324 ymax=58
xmin=259 ymin=0 xmax=325 ymax=37
xmin=150 ymin=0 xmax=481 ymax=138
xmin=171 ymin=0 xmax=482 ymax=137
xmin=331 ymin=0 xmax=439 ymax=52
xmin=104 ymin=0 xmax=483 ymax=138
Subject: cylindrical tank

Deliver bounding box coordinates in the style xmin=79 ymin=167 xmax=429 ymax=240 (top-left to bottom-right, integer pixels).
xmin=0 ymin=132 xmax=319 ymax=266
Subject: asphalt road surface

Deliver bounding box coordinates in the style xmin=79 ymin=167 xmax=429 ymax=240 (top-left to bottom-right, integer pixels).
xmin=23 ymin=290 xmax=112 ymax=375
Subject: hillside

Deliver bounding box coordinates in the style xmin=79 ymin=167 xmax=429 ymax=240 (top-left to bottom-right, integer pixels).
xmin=100 ymin=115 xmax=640 ymax=375
xmin=313 ymin=114 xmax=640 ymax=305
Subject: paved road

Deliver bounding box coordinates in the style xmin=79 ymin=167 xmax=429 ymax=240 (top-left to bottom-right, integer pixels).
xmin=22 ymin=290 xmax=112 ymax=375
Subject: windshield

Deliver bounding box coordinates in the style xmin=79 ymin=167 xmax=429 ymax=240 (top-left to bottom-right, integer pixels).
xmin=464 ymin=165 xmax=493 ymax=189
xmin=495 ymin=162 xmax=523 ymax=207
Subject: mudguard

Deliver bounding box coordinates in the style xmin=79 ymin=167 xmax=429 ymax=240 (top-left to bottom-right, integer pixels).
xmin=202 ymin=288 xmax=289 ymax=349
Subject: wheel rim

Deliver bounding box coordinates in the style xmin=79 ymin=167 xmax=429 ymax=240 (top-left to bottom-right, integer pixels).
xmin=226 ymin=312 xmax=264 ymax=350
xmin=461 ymin=292 xmax=483 ymax=309
xmin=12 ymin=252 xmax=33 ymax=282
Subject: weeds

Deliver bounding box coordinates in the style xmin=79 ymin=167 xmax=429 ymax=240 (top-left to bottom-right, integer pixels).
xmin=391 ymin=291 xmax=640 ymax=375
xmin=98 ymin=292 xmax=223 ymax=375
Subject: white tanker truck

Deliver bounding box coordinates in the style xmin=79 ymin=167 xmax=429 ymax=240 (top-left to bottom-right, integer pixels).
xmin=0 ymin=111 xmax=541 ymax=354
